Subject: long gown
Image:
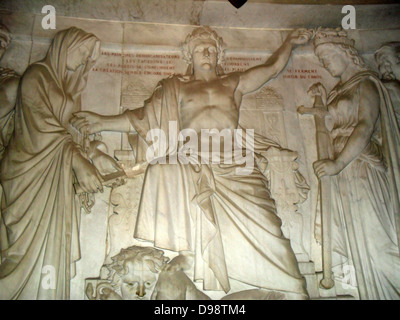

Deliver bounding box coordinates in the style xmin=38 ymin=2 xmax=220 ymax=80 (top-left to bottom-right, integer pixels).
xmin=0 ymin=27 xmax=100 ymax=299
xmin=327 ymin=71 xmax=400 ymax=299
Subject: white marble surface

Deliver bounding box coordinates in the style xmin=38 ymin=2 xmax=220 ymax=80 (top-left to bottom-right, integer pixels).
xmin=0 ymin=1 xmax=399 ymax=300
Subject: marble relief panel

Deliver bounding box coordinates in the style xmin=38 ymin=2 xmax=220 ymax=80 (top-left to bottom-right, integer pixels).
xmin=0 ymin=6 xmax=399 ymax=300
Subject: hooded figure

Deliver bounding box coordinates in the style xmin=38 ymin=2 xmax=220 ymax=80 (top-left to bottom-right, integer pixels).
xmin=0 ymin=27 xmax=100 ymax=299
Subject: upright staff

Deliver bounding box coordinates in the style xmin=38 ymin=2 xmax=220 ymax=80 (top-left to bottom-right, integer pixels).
xmin=298 ymin=83 xmax=334 ymax=289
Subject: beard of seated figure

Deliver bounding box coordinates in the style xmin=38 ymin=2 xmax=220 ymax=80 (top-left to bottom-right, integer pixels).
xmin=375 ymin=42 xmax=400 ymax=81
xmin=0 ymin=24 xmax=11 ymax=60
xmin=375 ymin=42 xmax=400 ymax=128
xmin=0 ymin=41 xmax=7 ymax=60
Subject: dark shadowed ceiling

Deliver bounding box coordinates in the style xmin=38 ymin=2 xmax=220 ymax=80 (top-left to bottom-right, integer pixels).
xmin=244 ymin=0 xmax=398 ymax=4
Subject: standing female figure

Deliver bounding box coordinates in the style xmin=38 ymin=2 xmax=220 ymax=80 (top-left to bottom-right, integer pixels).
xmin=0 ymin=27 xmax=103 ymax=299
xmin=311 ymin=28 xmax=400 ymax=299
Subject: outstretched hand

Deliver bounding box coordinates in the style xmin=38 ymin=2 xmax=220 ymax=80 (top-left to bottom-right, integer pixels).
xmin=70 ymin=111 xmax=104 ymax=134
xmin=288 ymin=28 xmax=314 ymax=46
xmin=91 ymin=151 xmax=123 ymax=176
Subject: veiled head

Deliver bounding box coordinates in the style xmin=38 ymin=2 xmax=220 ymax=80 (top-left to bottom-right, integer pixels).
xmin=66 ymin=37 xmax=100 ymax=71
xmin=43 ymin=27 xmax=100 ymax=86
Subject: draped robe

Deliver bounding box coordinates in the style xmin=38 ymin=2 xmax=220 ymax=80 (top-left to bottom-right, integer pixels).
xmin=382 ymin=80 xmax=400 ymax=128
xmin=126 ymin=75 xmax=308 ymax=296
xmin=0 ymin=28 xmax=100 ymax=299
xmin=327 ymin=71 xmax=400 ymax=299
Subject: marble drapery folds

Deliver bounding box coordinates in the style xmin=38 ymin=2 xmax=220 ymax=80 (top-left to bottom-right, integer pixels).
xmin=0 ymin=27 xmax=100 ymax=299
xmin=327 ymin=71 xmax=400 ymax=299
xmin=0 ymin=67 xmax=19 ymax=160
xmin=126 ymin=75 xmax=309 ymax=297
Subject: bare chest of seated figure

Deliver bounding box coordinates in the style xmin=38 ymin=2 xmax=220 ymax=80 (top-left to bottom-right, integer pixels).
xmin=179 ymin=76 xmax=240 ymax=134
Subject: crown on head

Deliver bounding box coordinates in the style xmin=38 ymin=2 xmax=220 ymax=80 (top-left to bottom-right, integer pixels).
xmin=313 ymin=27 xmax=355 ymax=48
xmin=181 ymin=26 xmax=225 ymax=66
